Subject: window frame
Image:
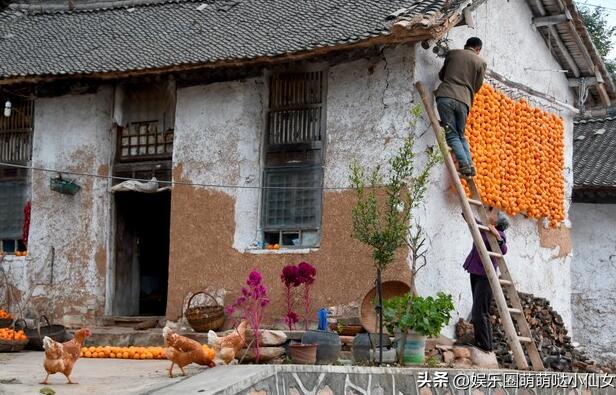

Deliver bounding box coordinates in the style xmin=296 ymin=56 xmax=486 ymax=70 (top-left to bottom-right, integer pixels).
xmin=0 ymin=96 xmax=34 ymax=165
xmin=261 ymin=164 xmax=324 ymax=231
xmin=0 ymin=167 xmax=30 ymax=254
xmin=259 ymin=65 xmax=328 ymax=249
xmin=116 ymin=120 xmax=174 ymax=163
xmin=0 ymin=93 xmax=33 ymax=255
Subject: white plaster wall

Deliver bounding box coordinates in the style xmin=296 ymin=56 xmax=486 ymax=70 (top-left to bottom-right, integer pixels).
xmin=174 ymin=44 xmax=418 ymax=252
xmin=325 ymin=44 xmax=416 ymax=188
xmin=570 ymin=203 xmax=616 ymax=362
xmin=175 ymin=21 xmax=575 ymax=337
xmin=174 ymin=77 xmax=264 ymax=251
xmin=414 ymin=0 xmax=575 ymax=335
xmin=20 ymin=88 xmax=114 ymax=326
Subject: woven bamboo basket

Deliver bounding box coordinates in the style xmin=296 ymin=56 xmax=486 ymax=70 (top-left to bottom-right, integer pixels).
xmin=184 ymin=291 xmax=225 ymax=333
xmin=0 ymin=338 xmax=28 ymax=353
xmin=0 ymin=318 xmax=12 ymax=329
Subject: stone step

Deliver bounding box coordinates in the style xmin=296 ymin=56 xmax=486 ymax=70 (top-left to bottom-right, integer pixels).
xmin=101 ymin=316 xmax=165 ymax=327
xmin=85 ymin=327 xmax=296 ymax=347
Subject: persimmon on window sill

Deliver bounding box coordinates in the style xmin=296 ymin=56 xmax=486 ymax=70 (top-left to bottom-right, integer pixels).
xmin=244 ymin=247 xmax=318 ymax=255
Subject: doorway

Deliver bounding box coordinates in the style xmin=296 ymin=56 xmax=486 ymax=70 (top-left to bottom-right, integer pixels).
xmin=113 ymin=191 xmax=170 ymax=316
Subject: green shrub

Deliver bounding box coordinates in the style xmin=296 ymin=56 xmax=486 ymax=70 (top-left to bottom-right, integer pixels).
xmin=382 ymin=292 xmax=454 ymax=338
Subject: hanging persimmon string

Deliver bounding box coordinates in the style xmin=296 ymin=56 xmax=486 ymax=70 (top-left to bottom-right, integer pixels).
xmin=462 ymin=84 xmax=566 ymax=228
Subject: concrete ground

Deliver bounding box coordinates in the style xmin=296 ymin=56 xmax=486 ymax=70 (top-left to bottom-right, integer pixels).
xmin=0 ymin=351 xmax=213 ymax=394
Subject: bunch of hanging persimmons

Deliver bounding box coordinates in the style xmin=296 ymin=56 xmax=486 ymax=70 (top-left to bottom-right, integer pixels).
xmin=462 ymin=83 xmax=565 ymax=228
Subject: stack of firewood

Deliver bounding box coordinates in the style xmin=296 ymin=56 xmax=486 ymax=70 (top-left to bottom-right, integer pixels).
xmin=455 ymin=292 xmax=614 ymax=373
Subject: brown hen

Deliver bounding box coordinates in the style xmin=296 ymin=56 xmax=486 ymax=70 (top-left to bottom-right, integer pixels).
xmin=207 ymin=320 xmax=248 ymax=364
xmin=163 ymin=327 xmax=216 ymax=377
xmin=41 ymin=328 xmax=92 ymax=384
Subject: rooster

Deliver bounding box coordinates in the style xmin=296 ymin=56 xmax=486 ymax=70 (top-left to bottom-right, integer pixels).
xmin=41 ymin=328 xmax=92 ymax=385
xmin=207 ymin=320 xmax=248 ymax=365
xmin=162 ymin=327 xmax=216 ymax=378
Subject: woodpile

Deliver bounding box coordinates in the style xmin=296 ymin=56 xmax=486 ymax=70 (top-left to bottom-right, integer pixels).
xmin=455 ymin=292 xmax=614 ymax=373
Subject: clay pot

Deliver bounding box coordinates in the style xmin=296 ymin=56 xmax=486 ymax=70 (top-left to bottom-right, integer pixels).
xmin=360 ymin=281 xmax=411 ymax=333
xmin=301 ymin=330 xmax=341 ymax=365
xmin=288 ymin=343 xmax=317 ymax=365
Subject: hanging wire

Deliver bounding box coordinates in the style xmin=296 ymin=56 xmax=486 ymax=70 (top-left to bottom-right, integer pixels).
xmin=484 ymin=75 xmax=571 ymax=116
xmin=0 ymin=161 xmax=376 ymax=191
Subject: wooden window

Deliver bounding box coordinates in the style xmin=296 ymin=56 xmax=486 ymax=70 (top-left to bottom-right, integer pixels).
xmin=0 ymin=97 xmax=34 ymax=164
xmin=261 ymin=68 xmax=327 ymax=248
xmin=117 ymin=121 xmax=173 ymax=162
xmin=267 ymin=71 xmax=325 ymax=147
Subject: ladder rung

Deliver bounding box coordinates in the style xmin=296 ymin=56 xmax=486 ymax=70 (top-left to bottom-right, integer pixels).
xmin=488 ymin=251 xmax=503 ymax=259
xmin=415 ymin=80 xmax=544 ymax=371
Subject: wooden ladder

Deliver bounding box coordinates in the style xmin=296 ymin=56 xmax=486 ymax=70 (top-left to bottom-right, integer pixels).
xmin=415 ymin=81 xmax=544 ymax=371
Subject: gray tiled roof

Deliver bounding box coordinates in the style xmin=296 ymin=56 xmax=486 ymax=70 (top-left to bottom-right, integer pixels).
xmin=0 ymin=0 xmax=454 ymax=79
xmin=573 ymin=116 xmax=616 ymax=189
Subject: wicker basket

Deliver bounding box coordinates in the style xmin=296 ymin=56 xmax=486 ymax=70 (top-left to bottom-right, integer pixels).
xmin=14 ymin=316 xmax=68 ymax=351
xmin=0 ymin=338 xmax=28 ymax=353
xmin=185 ymin=291 xmax=225 ymax=333
xmin=0 ymin=318 xmax=12 ymax=328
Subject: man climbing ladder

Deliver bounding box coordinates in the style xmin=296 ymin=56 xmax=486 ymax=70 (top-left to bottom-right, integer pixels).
xmin=415 ymin=81 xmax=544 ymax=371
xmin=435 ymin=37 xmax=487 ymax=177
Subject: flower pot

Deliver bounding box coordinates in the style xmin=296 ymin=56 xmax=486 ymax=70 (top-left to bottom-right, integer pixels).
xmin=288 ymin=343 xmax=317 ymax=365
xmin=352 ymin=333 xmax=392 ymax=364
xmin=301 ymin=330 xmax=341 ymax=365
xmin=369 ymin=347 xmax=397 ymax=364
xmin=398 ymin=331 xmax=426 ymax=365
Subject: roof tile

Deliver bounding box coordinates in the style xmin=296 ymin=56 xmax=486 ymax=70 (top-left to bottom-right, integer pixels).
xmin=573 ymin=116 xmax=616 ymax=189
xmin=0 ymin=0 xmax=452 ymax=79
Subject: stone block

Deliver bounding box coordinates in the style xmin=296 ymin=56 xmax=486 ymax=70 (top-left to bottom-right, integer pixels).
xmin=452 ymin=346 xmax=471 ymax=359
xmin=218 ymin=329 xmax=287 ymax=346
xmin=133 ymin=332 xmax=164 ymax=346
xmin=238 ymin=346 xmax=285 ymax=363
xmin=453 ymin=357 xmax=473 ymax=369
xmin=469 ymin=347 xmax=498 ymax=369
xmin=443 ymin=351 xmax=455 ymax=364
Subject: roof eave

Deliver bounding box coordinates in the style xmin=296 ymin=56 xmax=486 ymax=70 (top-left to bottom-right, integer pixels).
xmin=526 ymin=0 xmax=616 ymax=110
xmin=0 ymin=1 xmax=469 ymax=85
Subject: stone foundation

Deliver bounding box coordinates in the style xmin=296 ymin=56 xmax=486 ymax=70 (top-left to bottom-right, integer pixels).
xmin=153 ymin=365 xmax=616 ymax=395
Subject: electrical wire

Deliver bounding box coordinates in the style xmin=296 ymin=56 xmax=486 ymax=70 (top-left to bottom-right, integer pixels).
xmin=0 ymin=161 xmax=371 ymax=191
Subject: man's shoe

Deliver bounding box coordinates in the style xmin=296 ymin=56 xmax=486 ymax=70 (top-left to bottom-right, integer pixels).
xmin=459 ymin=165 xmax=473 ymax=177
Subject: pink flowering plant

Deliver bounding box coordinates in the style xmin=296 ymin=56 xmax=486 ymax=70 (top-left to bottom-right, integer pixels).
xmin=225 ymin=270 xmax=270 ymax=362
xmin=281 ymin=264 xmax=301 ymax=330
xmin=280 ymin=261 xmax=316 ymax=331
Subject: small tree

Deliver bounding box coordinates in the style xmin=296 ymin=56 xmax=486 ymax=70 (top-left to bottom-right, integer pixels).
xmin=407 ymin=224 xmax=428 ymax=297
xmin=349 ymin=107 xmax=441 ymax=364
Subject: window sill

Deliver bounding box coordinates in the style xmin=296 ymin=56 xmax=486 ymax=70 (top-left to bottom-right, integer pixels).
xmin=244 ymin=248 xmax=318 ymax=255
xmin=1 ymin=254 xmax=28 ymax=264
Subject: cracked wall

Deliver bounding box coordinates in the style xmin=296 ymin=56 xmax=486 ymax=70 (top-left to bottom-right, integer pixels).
xmin=413 ymin=0 xmax=575 ymax=335
xmin=570 ymin=203 xmax=616 ymax=363
xmin=168 ymin=45 xmax=416 ymax=323
xmin=4 ymin=88 xmax=114 ymax=326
